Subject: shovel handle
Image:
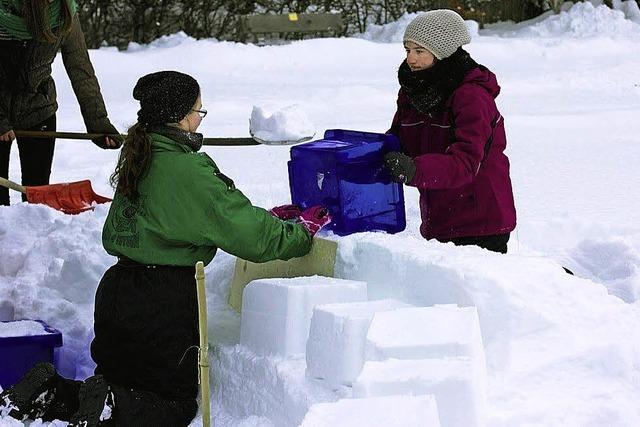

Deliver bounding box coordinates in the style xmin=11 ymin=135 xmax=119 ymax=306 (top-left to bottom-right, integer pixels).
xmin=0 ymin=176 xmax=26 ymax=194
xmin=14 ymin=130 xmax=260 ymax=147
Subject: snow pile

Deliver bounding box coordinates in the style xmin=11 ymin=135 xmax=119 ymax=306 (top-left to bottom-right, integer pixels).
xmin=0 ymin=320 xmax=46 ymax=338
xmin=0 ymin=204 xmax=113 ymax=382
xmin=126 ymin=31 xmax=199 ymax=52
xmin=249 ymin=105 xmax=315 ymax=143
xmin=360 ymin=12 xmax=479 ymax=43
xmin=485 ymin=0 xmax=640 ymax=38
xmin=214 ymin=344 xmax=335 ymax=426
xmin=567 ymin=236 xmax=640 ymax=303
xmin=613 ymin=0 xmax=640 ymax=23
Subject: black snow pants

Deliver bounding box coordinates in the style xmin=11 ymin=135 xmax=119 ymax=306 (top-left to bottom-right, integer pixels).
xmin=90 ymin=259 xmax=200 ymax=426
xmin=0 ymin=115 xmax=56 ymax=206
xmin=441 ymin=233 xmax=510 ymax=254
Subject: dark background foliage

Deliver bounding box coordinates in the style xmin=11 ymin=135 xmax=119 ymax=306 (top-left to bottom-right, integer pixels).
xmin=74 ymin=1 xmax=604 ymax=49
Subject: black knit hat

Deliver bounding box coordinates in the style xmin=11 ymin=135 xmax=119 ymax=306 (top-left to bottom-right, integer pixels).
xmin=133 ymin=71 xmax=200 ymax=126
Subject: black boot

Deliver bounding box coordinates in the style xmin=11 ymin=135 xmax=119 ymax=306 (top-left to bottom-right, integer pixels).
xmin=68 ymin=375 xmax=114 ymax=427
xmin=0 ymin=362 xmax=58 ymax=420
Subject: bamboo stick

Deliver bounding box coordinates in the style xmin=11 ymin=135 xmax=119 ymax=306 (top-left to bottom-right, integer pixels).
xmin=0 ymin=176 xmax=27 ymax=194
xmin=14 ymin=130 xmax=260 ymax=146
xmin=195 ymin=261 xmax=211 ymax=427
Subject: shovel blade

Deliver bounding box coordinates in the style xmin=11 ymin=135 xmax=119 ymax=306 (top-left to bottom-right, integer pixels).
xmin=26 ymin=180 xmax=112 ymax=214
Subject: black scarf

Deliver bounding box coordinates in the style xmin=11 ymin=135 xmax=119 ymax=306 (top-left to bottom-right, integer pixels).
xmin=398 ymin=48 xmax=479 ymax=114
xmin=147 ymin=124 xmax=203 ymax=152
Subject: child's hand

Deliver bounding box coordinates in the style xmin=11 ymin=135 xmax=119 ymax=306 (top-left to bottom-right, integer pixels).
xmin=384 ymin=151 xmax=416 ymax=184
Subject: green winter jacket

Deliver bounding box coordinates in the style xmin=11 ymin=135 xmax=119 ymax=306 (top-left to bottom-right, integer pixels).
xmin=102 ymin=132 xmax=312 ymax=266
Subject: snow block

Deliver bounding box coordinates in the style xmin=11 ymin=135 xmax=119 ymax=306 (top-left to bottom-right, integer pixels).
xmin=299 ymin=394 xmax=441 ymax=427
xmin=366 ymin=305 xmax=486 ymax=375
xmin=306 ymin=299 xmax=411 ymax=388
xmin=240 ymin=276 xmax=367 ymax=356
xmin=353 ymin=358 xmax=485 ymax=427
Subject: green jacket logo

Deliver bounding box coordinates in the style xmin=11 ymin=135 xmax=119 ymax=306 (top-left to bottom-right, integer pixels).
xmin=106 ymin=197 xmax=144 ymax=248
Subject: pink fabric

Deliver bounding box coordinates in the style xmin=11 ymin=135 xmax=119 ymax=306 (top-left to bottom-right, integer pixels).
xmin=389 ymin=66 xmax=516 ymax=240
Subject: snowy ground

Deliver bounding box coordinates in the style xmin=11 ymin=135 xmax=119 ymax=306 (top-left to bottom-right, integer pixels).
xmin=1 ymin=1 xmax=640 ymax=426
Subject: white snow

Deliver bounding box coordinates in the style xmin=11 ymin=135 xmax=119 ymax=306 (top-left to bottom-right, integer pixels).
xmin=249 ymin=105 xmax=315 ymax=143
xmin=1 ymin=2 xmax=640 ymax=426
xmin=0 ymin=320 xmax=46 ymax=338
xmin=299 ymin=394 xmax=441 ymax=427
xmin=240 ymin=276 xmax=367 ymax=356
xmin=305 ymin=299 xmax=411 ymax=388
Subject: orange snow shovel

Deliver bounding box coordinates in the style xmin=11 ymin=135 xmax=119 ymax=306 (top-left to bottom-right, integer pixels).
xmin=0 ymin=176 xmax=111 ymax=214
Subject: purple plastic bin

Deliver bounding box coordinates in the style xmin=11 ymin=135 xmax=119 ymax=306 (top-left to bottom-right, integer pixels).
xmin=0 ymin=320 xmax=63 ymax=389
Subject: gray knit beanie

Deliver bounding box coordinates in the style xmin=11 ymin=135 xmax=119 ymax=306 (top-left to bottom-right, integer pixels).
xmin=403 ymin=10 xmax=471 ymax=60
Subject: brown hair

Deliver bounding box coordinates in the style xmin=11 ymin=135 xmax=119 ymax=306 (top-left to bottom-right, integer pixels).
xmin=109 ymin=123 xmax=152 ymax=200
xmin=23 ymin=0 xmax=74 ymax=43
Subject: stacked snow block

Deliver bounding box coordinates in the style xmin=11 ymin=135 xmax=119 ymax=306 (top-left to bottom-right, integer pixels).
xmin=353 ymin=305 xmax=487 ymax=427
xmin=240 ymin=276 xmax=367 ymax=357
xmin=306 ymin=299 xmax=411 ymax=388
xmin=299 ymin=395 xmax=441 ymax=427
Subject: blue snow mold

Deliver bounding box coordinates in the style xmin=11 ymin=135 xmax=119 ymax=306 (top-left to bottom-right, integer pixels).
xmin=0 ymin=320 xmax=63 ymax=388
xmin=288 ymin=129 xmax=406 ymax=236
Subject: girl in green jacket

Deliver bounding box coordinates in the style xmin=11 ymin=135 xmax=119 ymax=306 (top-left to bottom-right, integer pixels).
xmin=0 ymin=71 xmax=330 ymax=426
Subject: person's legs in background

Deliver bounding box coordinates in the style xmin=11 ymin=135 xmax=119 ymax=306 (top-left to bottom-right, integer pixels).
xmin=16 ymin=115 xmax=56 ymax=202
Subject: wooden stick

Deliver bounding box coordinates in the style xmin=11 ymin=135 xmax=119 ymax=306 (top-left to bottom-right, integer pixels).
xmin=0 ymin=176 xmax=27 ymax=194
xmin=195 ymin=261 xmax=211 ymax=427
xmin=14 ymin=130 xmax=260 ymax=146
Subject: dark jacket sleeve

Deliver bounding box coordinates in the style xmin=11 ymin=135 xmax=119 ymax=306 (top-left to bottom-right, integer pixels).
xmin=410 ymin=85 xmax=495 ymax=190
xmin=188 ymin=159 xmax=313 ymax=263
xmin=60 ymin=16 xmax=113 ymax=133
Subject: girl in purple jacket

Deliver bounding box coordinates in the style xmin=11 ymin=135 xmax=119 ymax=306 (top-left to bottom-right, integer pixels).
xmin=384 ymin=10 xmax=516 ymax=253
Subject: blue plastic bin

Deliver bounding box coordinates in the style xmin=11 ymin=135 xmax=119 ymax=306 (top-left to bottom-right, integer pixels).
xmin=288 ymin=129 xmax=406 ymax=236
xmin=0 ymin=320 xmax=63 ymax=389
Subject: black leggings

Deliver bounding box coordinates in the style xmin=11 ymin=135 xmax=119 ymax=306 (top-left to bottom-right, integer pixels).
xmin=0 ymin=115 xmax=56 ymax=205
xmin=441 ymin=233 xmax=510 ymax=254
xmin=90 ymin=260 xmax=200 ymax=426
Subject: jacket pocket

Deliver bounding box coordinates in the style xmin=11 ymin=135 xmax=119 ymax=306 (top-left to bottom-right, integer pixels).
xmin=398 ymin=120 xmax=425 ymax=157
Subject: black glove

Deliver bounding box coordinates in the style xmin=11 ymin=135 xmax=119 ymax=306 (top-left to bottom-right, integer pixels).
xmin=90 ymin=122 xmax=123 ymax=149
xmin=384 ymin=151 xmax=416 ymax=184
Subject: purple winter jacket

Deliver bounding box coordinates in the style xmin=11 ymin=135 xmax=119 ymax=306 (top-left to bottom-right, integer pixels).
xmin=389 ymin=66 xmax=516 ymax=240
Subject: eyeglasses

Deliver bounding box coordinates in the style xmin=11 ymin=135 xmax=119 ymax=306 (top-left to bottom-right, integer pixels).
xmin=192 ymin=109 xmax=207 ymax=118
